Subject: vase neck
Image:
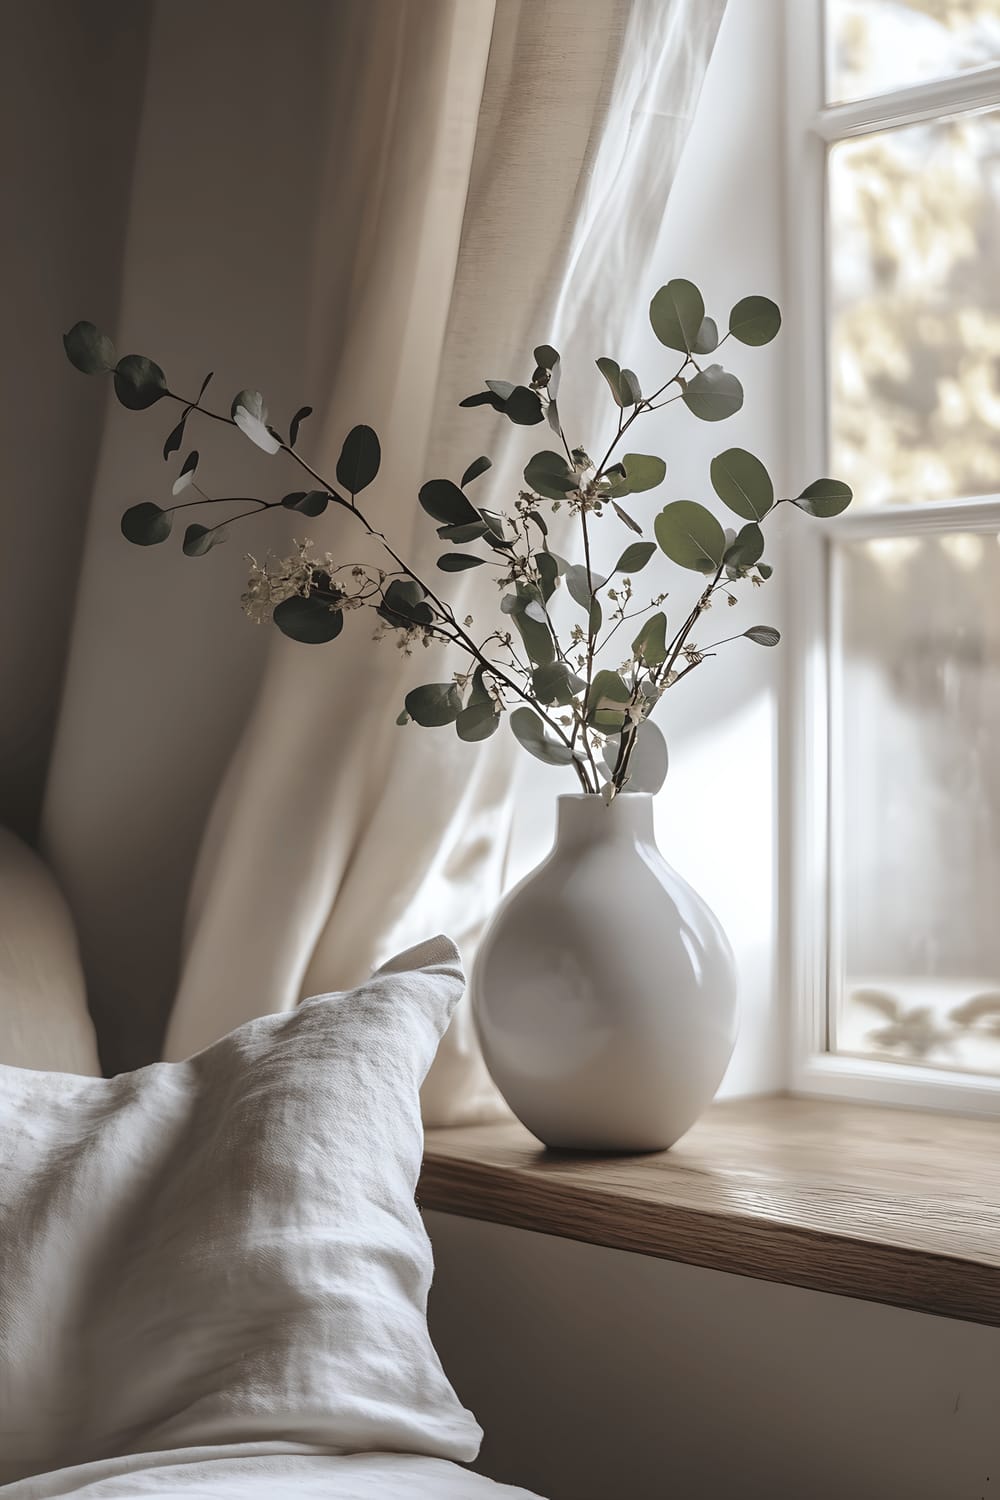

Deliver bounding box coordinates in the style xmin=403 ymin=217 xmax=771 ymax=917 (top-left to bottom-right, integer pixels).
xmin=555 ymin=793 xmax=657 ymax=853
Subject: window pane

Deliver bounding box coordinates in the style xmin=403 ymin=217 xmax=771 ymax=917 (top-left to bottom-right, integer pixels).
xmin=826 ymin=0 xmax=1000 ymax=103
xmin=833 ymin=532 xmax=1000 ymax=1076
xmin=829 ymin=110 xmax=1000 ymax=509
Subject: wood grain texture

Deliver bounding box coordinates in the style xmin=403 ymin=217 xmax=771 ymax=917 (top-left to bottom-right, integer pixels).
xmin=420 ymin=1096 xmax=1000 ymax=1326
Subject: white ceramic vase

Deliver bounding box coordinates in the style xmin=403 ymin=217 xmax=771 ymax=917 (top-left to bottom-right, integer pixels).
xmin=472 ymin=793 xmax=738 ymax=1152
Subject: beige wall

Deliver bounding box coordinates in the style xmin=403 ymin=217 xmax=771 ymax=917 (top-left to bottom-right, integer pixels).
xmin=428 ymin=1212 xmax=1000 ymax=1500
xmin=0 ymin=1 xmax=151 ymax=842
xmin=26 ymin=0 xmax=333 ymax=1070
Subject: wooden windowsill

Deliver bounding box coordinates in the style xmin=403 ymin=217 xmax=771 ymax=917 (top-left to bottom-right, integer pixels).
xmin=420 ymin=1095 xmax=1000 ymax=1327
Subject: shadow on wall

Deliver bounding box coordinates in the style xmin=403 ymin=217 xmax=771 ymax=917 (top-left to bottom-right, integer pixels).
xmin=0 ymin=0 xmax=152 ymax=843
xmin=8 ymin=0 xmax=334 ymax=1072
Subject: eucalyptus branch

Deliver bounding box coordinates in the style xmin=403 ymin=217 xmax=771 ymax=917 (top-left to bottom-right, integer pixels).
xmin=200 ymin=502 xmax=279 ymax=535
xmin=659 ymin=564 xmax=725 ymax=683
xmin=64 ymin=275 xmax=849 ymax=800
xmin=173 ymin=389 xmax=587 ymax=772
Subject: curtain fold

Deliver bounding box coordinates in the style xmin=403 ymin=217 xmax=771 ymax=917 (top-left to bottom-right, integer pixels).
xmin=39 ymin=0 xmax=726 ymax=1110
xmin=40 ymin=0 xmax=339 ymax=1077
xmin=164 ymin=0 xmax=727 ymax=1124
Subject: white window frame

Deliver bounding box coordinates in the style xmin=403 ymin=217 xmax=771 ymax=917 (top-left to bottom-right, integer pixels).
xmin=782 ymin=0 xmax=1000 ymax=1116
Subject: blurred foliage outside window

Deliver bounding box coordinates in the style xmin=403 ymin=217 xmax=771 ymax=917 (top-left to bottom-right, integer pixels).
xmin=825 ymin=1 xmax=1000 ymax=1076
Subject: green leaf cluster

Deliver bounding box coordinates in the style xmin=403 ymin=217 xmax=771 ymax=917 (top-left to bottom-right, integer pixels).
xmin=64 ymin=277 xmax=855 ymax=798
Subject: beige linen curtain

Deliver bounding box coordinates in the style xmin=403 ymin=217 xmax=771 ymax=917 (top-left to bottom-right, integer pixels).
xmin=163 ymin=0 xmax=727 ymax=1122
xmin=40 ymin=0 xmax=726 ymax=1111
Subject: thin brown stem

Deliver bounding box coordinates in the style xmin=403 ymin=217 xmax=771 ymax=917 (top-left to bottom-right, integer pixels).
xmin=169 ymin=390 xmax=589 ymax=783
xmin=658 ymin=564 xmax=725 ymax=685
xmin=201 ymin=502 xmax=279 ymax=535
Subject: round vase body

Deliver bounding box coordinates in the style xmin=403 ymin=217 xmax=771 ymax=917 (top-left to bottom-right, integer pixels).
xmin=472 ymin=793 xmax=738 ymax=1151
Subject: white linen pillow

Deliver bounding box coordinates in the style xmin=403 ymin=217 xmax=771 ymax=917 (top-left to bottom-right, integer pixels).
xmin=0 ymin=935 xmax=481 ymax=1485
xmin=0 ymin=827 xmax=100 ymax=1074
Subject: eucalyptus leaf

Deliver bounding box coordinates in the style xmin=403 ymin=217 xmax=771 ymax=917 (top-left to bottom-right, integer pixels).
xmin=509 ymin=707 xmax=575 ymax=766
xmin=230 ymin=388 xmax=265 ymax=422
xmin=612 ymin=501 xmax=643 ymax=534
xmin=524 ymin=449 xmax=577 ymax=500
xmin=479 ymin=508 xmax=509 ymax=544
xmin=619 ymin=452 xmax=666 ymax=494
xmin=532 ymin=345 xmax=561 ymax=398
xmin=419 ymin=479 xmax=480 ymax=526
xmin=437 ymin=519 xmax=488 ymax=543
xmin=379 ymin=578 xmax=433 ymax=626
xmin=336 ymin=424 xmax=380 ymax=494
xmin=649 ymin=279 xmax=705 ymax=353
xmin=404 ymin=682 xmax=462 ymax=727
xmin=273 ymin=594 xmax=344 ymax=643
xmin=535 ymin=551 xmax=558 ymax=601
xmin=120 ymin=502 xmax=171 ymax=546
xmin=289 ymin=405 xmax=313 ymax=447
xmin=282 ymin=490 xmax=330 ymax=516
xmin=461 ymin=454 xmax=492 ymax=487
xmin=793 ymin=478 xmax=853 ymax=517
xmin=592 ymin=357 xmax=626 ymax=409
xmin=114 ymin=354 xmax=168 ymax=411
xmin=565 ymin=563 xmax=606 ymax=610
xmin=459 ymin=389 xmax=507 ymax=412
xmin=437 ymin=553 xmax=486 ymax=571
xmin=456 ymin=700 xmax=500 ymax=741
xmin=182 ymin=523 xmax=224 ymax=556
xmin=632 ymin=611 xmax=667 ymax=667
xmin=467 ymin=667 xmax=492 ymax=706
xmin=744 ymin=625 xmax=781 ymax=646
xmin=723 ymin=521 xmax=764 ymax=568
xmin=162 ymin=413 xmax=188 ymax=460
xmin=504 ymin=385 xmax=544 ymax=425
xmin=710 ymin=447 xmax=774 ymax=520
xmin=692 ymin=316 xmax=719 ymax=355
xmin=532 ymin=661 xmax=585 ymax=706
xmin=619 ymin=368 xmax=642 ymax=405
xmin=654 ymin=500 xmax=726 ymax=573
xmin=596 ymin=358 xmax=642 ymax=409
xmin=546 ymin=398 xmax=562 ymax=435
xmin=231 ymin=389 xmax=281 ymax=454
xmin=602 ymin=718 xmax=669 ymax=794
xmin=486 ymin=379 xmax=515 ymax=401
xmin=729 ymin=295 xmax=781 ymax=346
xmin=510 ymin=593 xmax=555 ymax=666
xmin=63 ymin=321 xmax=116 ymax=374
xmin=586 ymin=669 xmax=630 ymax=731
xmin=171 ymin=449 xmax=199 ymax=495
xmin=681 ymin=365 xmax=743 ymax=423
xmin=757 ymin=562 xmax=774 ymax=579
xmin=614 ymin=541 xmax=656 ymax=574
